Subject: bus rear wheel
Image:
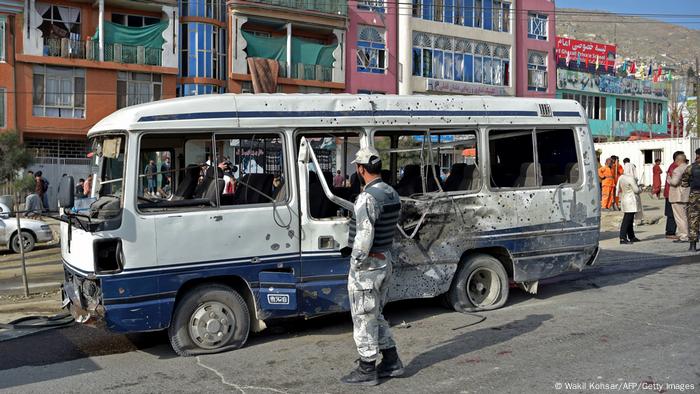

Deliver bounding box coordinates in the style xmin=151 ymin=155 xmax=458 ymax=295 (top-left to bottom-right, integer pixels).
xmin=169 ymin=284 xmax=250 ymax=356
xmin=448 ymin=254 xmax=509 ymax=312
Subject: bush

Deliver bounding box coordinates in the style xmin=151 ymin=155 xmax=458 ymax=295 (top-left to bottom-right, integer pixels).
xmin=13 ymin=175 xmax=36 ymax=194
xmin=0 ymin=131 xmax=33 ymax=182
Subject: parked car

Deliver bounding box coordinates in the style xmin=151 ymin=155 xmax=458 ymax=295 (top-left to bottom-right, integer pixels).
xmin=0 ymin=203 xmax=53 ymax=253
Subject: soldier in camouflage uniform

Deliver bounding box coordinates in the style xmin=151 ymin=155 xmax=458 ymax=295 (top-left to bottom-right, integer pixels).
xmin=341 ymin=146 xmax=403 ymax=386
xmin=682 ymin=148 xmax=700 ymax=252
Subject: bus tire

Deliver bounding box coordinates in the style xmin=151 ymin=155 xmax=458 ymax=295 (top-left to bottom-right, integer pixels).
xmin=448 ymin=254 xmax=509 ymax=312
xmin=168 ymin=284 xmax=250 ymax=356
xmin=11 ymin=231 xmax=35 ymax=254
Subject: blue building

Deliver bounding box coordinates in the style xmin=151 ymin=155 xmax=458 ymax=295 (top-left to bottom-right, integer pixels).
xmin=177 ymin=0 xmax=227 ymax=96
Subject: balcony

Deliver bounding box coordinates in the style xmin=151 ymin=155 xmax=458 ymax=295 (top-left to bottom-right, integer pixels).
xmin=272 ymin=61 xmax=333 ymax=82
xmin=44 ymin=38 xmax=163 ymax=66
xmin=236 ymin=0 xmax=347 ymax=16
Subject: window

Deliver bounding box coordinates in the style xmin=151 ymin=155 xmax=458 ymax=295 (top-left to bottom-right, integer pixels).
xmin=111 ymin=13 xmax=161 ymax=27
xmin=117 ymin=72 xmax=162 ymax=109
xmin=32 ymin=65 xmax=85 ymax=119
xmin=180 ymin=22 xmax=227 ymax=80
xmin=299 ymin=131 xmax=361 ymax=219
xmin=411 ymin=32 xmax=509 ymax=85
xmin=527 ymin=51 xmax=547 ymax=92
xmin=373 ymin=130 xmax=480 ymax=195
xmin=489 ymin=129 xmax=579 ymax=188
xmin=644 ymin=101 xmax=663 ymax=125
xmin=615 ymin=98 xmax=640 ymax=123
xmin=0 ymin=16 xmax=5 ymax=62
xmin=357 ymin=26 xmax=386 ymax=73
xmin=38 ymin=4 xmax=81 ymax=44
xmin=0 ymin=88 xmax=5 ymax=129
xmin=642 ymin=149 xmax=662 ymax=164
xmin=474 ymin=0 xmax=482 ymax=27
xmin=528 ymin=13 xmax=547 ymax=40
xmin=181 ymin=0 xmax=227 ymax=20
xmin=215 ymin=133 xmax=286 ymax=206
xmin=178 ymin=83 xmax=225 ymax=96
xmin=412 ymin=0 xmax=422 ymax=17
xmin=358 ymin=0 xmax=385 ymax=12
xmin=562 ymin=93 xmax=606 ymax=120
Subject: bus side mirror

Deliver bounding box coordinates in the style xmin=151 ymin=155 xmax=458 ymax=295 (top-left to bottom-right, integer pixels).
xmin=58 ymin=176 xmax=75 ymax=209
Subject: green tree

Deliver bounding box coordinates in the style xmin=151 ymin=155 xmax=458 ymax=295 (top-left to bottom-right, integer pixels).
xmin=0 ymin=131 xmax=33 ymax=182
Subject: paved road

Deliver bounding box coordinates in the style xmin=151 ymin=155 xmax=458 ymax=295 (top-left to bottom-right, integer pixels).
xmin=1 ymin=255 xmax=698 ymax=393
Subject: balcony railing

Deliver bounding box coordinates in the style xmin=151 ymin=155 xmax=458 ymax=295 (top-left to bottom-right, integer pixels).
xmin=44 ymin=38 xmax=162 ymax=66
xmin=241 ymin=0 xmax=347 ymax=16
xmin=290 ymin=63 xmax=333 ymax=82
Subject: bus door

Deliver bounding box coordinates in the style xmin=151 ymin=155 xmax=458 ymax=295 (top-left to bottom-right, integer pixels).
xmin=296 ymin=132 xmax=360 ymax=316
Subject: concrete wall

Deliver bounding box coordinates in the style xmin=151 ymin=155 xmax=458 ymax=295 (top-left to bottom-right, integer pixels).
xmin=345 ymin=1 xmax=398 ymax=94
xmin=515 ymin=0 xmax=555 ymax=98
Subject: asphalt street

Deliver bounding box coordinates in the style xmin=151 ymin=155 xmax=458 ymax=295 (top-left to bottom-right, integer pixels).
xmin=0 ymin=252 xmax=698 ymax=393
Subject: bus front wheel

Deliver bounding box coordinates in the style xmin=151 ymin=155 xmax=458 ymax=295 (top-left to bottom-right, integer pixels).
xmin=448 ymin=254 xmax=509 ymax=312
xmin=169 ymin=284 xmax=250 ymax=356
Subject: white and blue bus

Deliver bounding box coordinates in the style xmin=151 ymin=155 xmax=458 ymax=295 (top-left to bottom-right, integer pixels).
xmin=60 ymin=94 xmax=600 ymax=355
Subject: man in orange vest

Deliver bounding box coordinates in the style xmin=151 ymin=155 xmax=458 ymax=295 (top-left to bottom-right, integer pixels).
xmin=599 ymin=158 xmax=615 ymax=210
xmin=611 ymin=155 xmax=624 ymax=210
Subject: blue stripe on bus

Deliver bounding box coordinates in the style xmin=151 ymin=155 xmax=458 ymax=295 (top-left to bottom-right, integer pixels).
xmin=136 ymin=109 xmax=567 ymax=122
xmin=552 ymin=111 xmax=581 ymax=117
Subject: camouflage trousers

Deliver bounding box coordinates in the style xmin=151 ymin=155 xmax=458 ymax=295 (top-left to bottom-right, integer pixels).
xmin=689 ymin=192 xmax=700 ymax=242
xmin=348 ymin=253 xmax=396 ymax=362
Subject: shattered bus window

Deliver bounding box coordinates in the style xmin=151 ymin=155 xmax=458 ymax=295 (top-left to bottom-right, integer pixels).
xmin=489 ymin=129 xmax=536 ymax=188
xmin=536 ymin=129 xmax=580 ymax=186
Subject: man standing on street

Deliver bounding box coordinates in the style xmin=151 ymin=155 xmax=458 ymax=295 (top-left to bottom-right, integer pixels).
xmin=664 ymin=151 xmax=684 ymax=239
xmin=341 ymin=146 xmax=403 ymax=386
xmin=681 ymin=148 xmax=700 ymax=252
xmin=652 ymin=159 xmax=663 ymax=199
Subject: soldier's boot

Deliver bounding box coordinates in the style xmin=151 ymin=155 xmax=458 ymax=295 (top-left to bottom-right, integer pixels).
xmin=341 ymin=360 xmax=378 ymax=386
xmin=690 ymin=241 xmax=697 ymax=252
xmin=377 ymin=347 xmax=404 ymax=378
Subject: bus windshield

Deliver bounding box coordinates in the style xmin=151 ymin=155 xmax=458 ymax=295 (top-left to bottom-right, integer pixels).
xmin=89 ymin=134 xmax=126 ymax=219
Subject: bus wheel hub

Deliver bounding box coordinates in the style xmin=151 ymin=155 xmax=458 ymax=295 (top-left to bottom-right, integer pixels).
xmin=189 ymin=301 xmax=235 ymax=348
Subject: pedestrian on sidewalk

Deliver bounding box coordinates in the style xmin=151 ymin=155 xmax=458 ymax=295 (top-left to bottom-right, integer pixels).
xmin=651 ymin=159 xmax=663 ymax=199
xmin=611 ymin=156 xmax=624 ymax=211
xmin=617 ymin=172 xmax=641 ymax=244
xmin=664 ymin=151 xmax=684 ymax=239
xmin=668 ymin=153 xmax=690 ymax=243
xmin=681 ymin=148 xmax=700 ymax=252
xmin=623 ymin=158 xmax=644 ymax=224
xmin=341 ymin=147 xmax=403 ymax=386
xmin=599 ymin=158 xmax=615 ymax=210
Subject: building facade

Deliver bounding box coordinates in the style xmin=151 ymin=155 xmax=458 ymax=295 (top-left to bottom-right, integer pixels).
xmin=345 ymin=0 xmax=398 ymax=94
xmin=228 ymin=0 xmax=348 ymax=93
xmin=0 ymin=0 xmax=178 ymax=206
xmin=398 ymin=0 xmax=516 ymax=96
xmin=555 ymin=36 xmax=668 ymax=139
xmin=514 ymin=0 xmax=555 ymax=98
xmin=178 ymin=0 xmax=227 ymax=96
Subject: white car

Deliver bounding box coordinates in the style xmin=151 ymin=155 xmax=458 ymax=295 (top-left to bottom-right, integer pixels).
xmin=0 ymin=202 xmax=53 ymax=253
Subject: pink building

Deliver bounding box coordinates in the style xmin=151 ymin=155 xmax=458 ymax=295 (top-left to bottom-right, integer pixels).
xmin=345 ymin=1 xmax=398 ymax=94
xmin=515 ymin=0 xmax=556 ymax=98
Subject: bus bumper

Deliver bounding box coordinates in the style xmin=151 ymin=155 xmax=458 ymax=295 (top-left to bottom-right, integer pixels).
xmin=61 ymin=267 xmax=105 ymax=327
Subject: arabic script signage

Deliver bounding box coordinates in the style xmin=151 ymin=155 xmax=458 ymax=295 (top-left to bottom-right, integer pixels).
xmin=557 ymin=69 xmax=668 ymax=99
xmin=426 ymin=79 xmax=508 ymax=96
xmin=555 ymin=37 xmax=616 ymax=70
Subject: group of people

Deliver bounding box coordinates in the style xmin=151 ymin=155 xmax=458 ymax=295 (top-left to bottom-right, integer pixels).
xmin=144 ymin=158 xmax=172 ymax=197
xmin=663 ymin=149 xmax=700 ymax=252
xmin=599 ymin=155 xmax=644 ymax=244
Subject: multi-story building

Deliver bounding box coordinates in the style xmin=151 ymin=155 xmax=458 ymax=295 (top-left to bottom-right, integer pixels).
xmin=554 ymin=36 xmax=668 ymax=139
xmin=514 ymin=0 xmax=555 ymax=98
xmin=178 ymin=0 xmax=227 ymax=96
xmin=1 ymin=0 xmax=178 ymax=205
xmin=345 ymin=0 xmax=398 ymax=94
xmin=228 ymin=0 xmax=348 ymax=93
xmin=398 ymin=0 xmax=516 ymax=96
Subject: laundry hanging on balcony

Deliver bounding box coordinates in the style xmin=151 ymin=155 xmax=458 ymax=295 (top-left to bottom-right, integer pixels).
xmin=92 ymin=21 xmax=168 ymax=48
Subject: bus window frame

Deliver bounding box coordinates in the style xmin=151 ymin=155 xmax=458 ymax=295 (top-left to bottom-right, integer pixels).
xmin=484 ymin=126 xmax=584 ymax=192
xmin=370 ymin=127 xmax=481 ymax=195
xmin=212 ymin=129 xmax=291 ymax=209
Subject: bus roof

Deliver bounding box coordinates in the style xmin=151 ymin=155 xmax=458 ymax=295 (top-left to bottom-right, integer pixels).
xmin=88 ymin=94 xmax=586 ymax=137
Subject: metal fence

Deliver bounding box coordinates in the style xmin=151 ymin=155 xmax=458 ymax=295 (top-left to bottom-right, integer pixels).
xmin=28 ymin=157 xmax=93 ymax=211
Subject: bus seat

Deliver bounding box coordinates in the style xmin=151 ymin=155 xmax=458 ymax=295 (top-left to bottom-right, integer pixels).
xmin=515 ymin=163 xmax=540 ymax=187
xmin=566 ymin=162 xmax=580 ymax=183
xmin=423 ymin=165 xmax=443 ymax=192
xmin=444 ymin=163 xmax=467 ymax=191
xmin=465 ymin=164 xmax=481 ymax=191
xmin=233 ymin=173 xmax=274 ymax=204
xmin=309 ymin=171 xmax=337 ymax=218
xmin=203 ymin=168 xmax=225 ymax=206
xmin=194 ymin=166 xmax=217 ymax=198
xmin=173 ymin=164 xmax=201 ymax=200
xmin=396 ymin=164 xmax=421 ymax=196
xmin=381 ymin=169 xmax=393 ymax=185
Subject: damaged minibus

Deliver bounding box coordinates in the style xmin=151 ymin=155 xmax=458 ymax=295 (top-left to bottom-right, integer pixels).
xmin=59 ymin=94 xmax=600 ymax=355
